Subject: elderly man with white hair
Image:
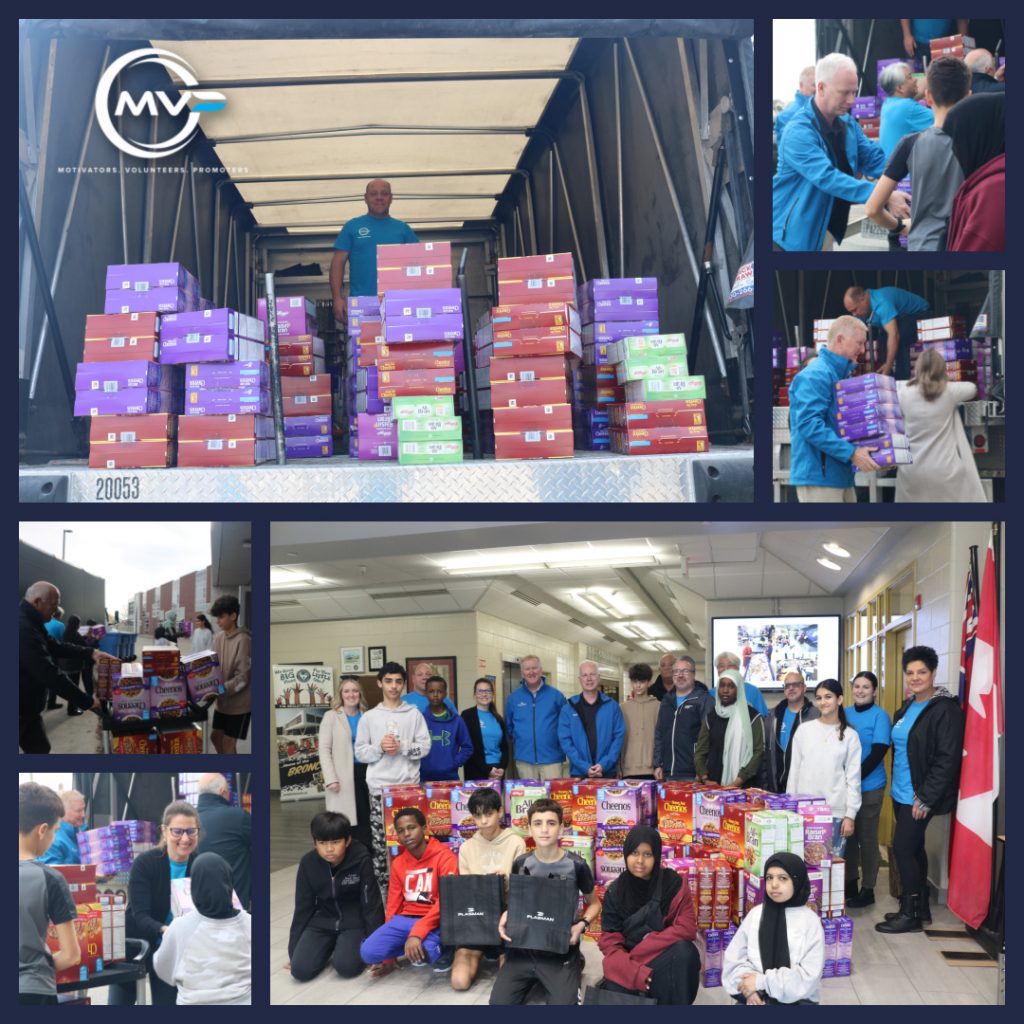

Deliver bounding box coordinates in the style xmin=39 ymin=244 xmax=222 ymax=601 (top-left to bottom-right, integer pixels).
xmin=195 ymin=772 xmax=252 ymax=909
xmin=787 ymin=316 xmax=882 ymax=502
xmin=773 ymin=53 xmax=903 ymax=251
xmin=558 ymin=661 xmax=625 ymax=778
xmin=878 ymin=62 xmax=934 ymax=158
xmin=709 ymin=651 xmax=769 ymax=715
xmin=38 ymin=790 xmax=87 ymax=864
xmin=965 ymin=48 xmax=1005 ymax=94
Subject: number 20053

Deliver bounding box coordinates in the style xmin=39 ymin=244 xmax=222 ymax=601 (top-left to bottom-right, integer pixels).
xmin=95 ymin=476 xmax=140 ymax=501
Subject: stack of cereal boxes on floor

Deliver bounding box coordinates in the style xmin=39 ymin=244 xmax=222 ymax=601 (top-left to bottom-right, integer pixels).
xmin=486 ymin=254 xmax=577 ymax=460
xmin=259 ymin=297 xmax=334 ymax=460
xmin=574 ymin=278 xmax=659 ymax=449
xmin=835 ymin=372 xmax=912 ymax=467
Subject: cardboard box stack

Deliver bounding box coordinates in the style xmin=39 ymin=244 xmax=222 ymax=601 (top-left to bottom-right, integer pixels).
xmin=110 ymin=662 xmax=149 ymax=722
xmin=911 ymin=314 xmax=987 ymax=393
xmin=142 ymin=645 xmax=187 ymax=719
xmin=77 ymin=820 xmax=158 ymax=874
xmin=606 ymin=333 xmax=710 ymax=455
xmin=486 ymin=254 xmax=577 ymax=460
xmin=929 ymin=32 xmax=974 ymax=59
xmin=258 ymin=297 xmax=334 ymax=461
xmin=835 ymin=372 xmax=912 ymax=466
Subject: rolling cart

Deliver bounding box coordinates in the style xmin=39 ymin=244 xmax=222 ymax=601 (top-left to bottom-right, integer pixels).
xmin=57 ymin=937 xmax=150 ymax=1005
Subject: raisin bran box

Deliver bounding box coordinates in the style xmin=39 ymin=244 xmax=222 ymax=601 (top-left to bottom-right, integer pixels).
xmin=508 ymin=783 xmax=551 ymax=837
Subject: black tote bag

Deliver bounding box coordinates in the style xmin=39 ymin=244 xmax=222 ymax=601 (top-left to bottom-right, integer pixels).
xmin=583 ymin=984 xmax=657 ymax=1006
xmin=505 ymin=872 xmax=578 ymax=955
xmin=439 ymin=873 xmax=504 ymax=948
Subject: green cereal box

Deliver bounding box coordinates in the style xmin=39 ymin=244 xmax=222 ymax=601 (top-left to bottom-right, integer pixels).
xmin=389 ymin=395 xmax=456 ymax=419
xmin=397 ymin=439 xmax=463 ymax=465
xmin=744 ymin=811 xmax=778 ymax=876
xmin=396 ymin=416 xmax=462 ymax=443
xmin=606 ymin=333 xmax=688 ymax=365
xmin=623 ymin=376 xmax=706 ymax=402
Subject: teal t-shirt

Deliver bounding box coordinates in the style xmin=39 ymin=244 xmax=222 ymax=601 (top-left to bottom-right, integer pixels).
xmin=346 ymin=712 xmax=362 ymax=746
xmin=890 ymin=700 xmax=926 ymax=803
xmin=166 ymin=858 xmax=189 ymax=924
xmin=477 ymin=709 xmax=502 ymax=763
xmin=911 ymin=19 xmax=954 ymax=45
xmin=333 ymin=214 xmax=419 ymax=297
xmin=880 ymin=97 xmax=934 ymax=159
xmin=867 ymin=287 xmax=930 ymax=328
xmin=402 ymin=691 xmax=457 ymax=716
xmin=848 ymin=703 xmax=893 ymax=793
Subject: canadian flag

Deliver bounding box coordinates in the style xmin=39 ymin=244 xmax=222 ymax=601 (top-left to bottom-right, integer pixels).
xmin=947 ymin=532 xmax=1003 ymax=929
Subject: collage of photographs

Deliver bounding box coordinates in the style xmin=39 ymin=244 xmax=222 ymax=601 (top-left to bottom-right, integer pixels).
xmin=17 ymin=14 xmax=1006 ymax=1011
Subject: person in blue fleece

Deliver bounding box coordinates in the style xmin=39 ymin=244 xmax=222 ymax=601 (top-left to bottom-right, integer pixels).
xmin=37 ymin=789 xmax=85 ymax=865
xmin=775 ymin=65 xmax=816 ymax=143
xmin=505 ymin=655 xmax=567 ymax=780
xmin=773 ymin=53 xmax=900 ymax=251
xmin=558 ymin=661 xmax=625 ymax=778
xmin=419 ymin=676 xmax=474 ymax=783
xmin=787 ymin=316 xmax=881 ymax=502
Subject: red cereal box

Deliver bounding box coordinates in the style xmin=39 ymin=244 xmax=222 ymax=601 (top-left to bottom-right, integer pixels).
xmin=423 ymin=782 xmax=456 ymax=837
xmin=52 ymin=864 xmax=97 ymax=905
xmin=111 ymin=733 xmax=157 ymax=754
xmin=383 ymin=785 xmax=429 ymax=842
xmin=47 ymin=903 xmax=104 ymax=984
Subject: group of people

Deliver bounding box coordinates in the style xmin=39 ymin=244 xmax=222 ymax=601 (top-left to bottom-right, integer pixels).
xmin=774 ymin=25 xmax=1005 ymax=252
xmin=787 ymin=312 xmax=987 ymax=503
xmin=287 ymin=644 xmax=963 ymax=1002
xmin=19 ymin=773 xmax=253 ymax=1005
xmin=18 ymin=580 xmax=252 ymax=754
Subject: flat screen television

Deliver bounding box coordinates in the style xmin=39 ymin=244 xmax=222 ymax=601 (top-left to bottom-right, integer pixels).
xmin=710 ymin=615 xmax=842 ymax=689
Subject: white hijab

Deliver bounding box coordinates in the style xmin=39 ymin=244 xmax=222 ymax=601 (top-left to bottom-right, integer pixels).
xmin=716 ymin=669 xmax=753 ymax=782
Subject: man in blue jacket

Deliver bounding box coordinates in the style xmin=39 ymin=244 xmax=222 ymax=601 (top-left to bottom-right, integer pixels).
xmin=558 ymin=661 xmax=625 ymax=778
xmin=505 ymin=655 xmax=566 ymax=780
xmin=788 ymin=316 xmax=881 ymax=502
xmin=773 ymin=53 xmax=904 ymax=251
xmin=843 ymin=285 xmax=931 ymax=380
xmin=775 ymin=65 xmax=816 ymax=143
xmin=38 ymin=790 xmax=85 ymax=865
xmin=653 ymin=657 xmax=713 ymax=781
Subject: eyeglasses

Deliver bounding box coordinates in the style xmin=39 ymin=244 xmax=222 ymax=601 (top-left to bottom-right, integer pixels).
xmin=672 ymin=669 xmax=695 ymax=676
xmin=167 ymin=827 xmax=198 ymax=838
xmin=783 ymin=682 xmax=804 ymax=689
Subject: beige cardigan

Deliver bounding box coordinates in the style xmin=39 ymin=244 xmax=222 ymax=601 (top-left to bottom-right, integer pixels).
xmin=620 ymin=695 xmax=660 ymax=776
xmin=319 ymin=707 xmax=358 ymax=823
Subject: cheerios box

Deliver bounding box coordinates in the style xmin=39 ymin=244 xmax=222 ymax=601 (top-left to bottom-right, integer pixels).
xmin=595 ymin=786 xmax=643 ymax=832
xmin=382 ymin=785 xmax=428 ymax=842
xmin=720 ymin=802 xmax=761 ymax=862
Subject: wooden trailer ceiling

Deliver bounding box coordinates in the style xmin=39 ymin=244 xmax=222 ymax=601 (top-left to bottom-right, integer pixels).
xmin=152 ymin=37 xmax=579 ymax=232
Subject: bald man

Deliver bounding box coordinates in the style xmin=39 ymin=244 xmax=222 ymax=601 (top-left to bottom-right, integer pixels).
xmin=330 ymin=178 xmax=419 ymax=324
xmin=20 ymin=582 xmax=108 ymax=753
xmin=195 ymin=772 xmax=252 ymax=909
xmin=966 ymin=49 xmax=1005 ymax=94
xmin=401 ymin=660 xmax=457 ymax=715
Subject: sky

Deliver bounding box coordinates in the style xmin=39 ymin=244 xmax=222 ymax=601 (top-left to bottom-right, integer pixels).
xmin=773 ymin=19 xmax=816 ymax=104
xmin=19 ymin=521 xmax=212 ymax=614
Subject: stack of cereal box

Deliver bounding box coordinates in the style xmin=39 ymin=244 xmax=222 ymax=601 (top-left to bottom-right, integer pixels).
xmin=929 ymin=32 xmax=974 ymax=58
xmin=258 ymin=296 xmax=334 ymax=461
xmin=487 ymin=254 xmax=577 ymax=460
xmin=913 ymin=314 xmax=979 ymax=389
xmin=161 ymin=306 xmax=270 ymax=467
xmin=835 ymin=372 xmax=912 ymax=467
xmin=77 ymin=820 xmax=158 ymax=874
xmin=142 ymin=645 xmax=187 ymax=720
xmin=607 ymin=333 xmax=710 ymax=455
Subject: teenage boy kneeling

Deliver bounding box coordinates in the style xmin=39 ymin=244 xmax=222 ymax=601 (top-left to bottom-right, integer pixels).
xmin=360 ymin=807 xmax=458 ymax=976
xmin=490 ymin=798 xmax=599 ymax=1005
xmin=451 ymin=787 xmax=526 ymax=991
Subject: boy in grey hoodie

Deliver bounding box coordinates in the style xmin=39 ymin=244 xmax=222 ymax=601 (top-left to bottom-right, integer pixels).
xmin=354 ymin=662 xmax=432 ymax=895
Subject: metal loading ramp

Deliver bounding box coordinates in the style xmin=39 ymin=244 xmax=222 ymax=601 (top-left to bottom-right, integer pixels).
xmin=20 ymin=447 xmax=753 ymax=504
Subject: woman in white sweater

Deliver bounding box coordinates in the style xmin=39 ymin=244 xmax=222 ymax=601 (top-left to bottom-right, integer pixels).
xmin=152 ymin=853 xmax=251 ymax=1004
xmin=895 ymin=349 xmax=986 ymax=503
xmin=723 ymin=852 xmax=824 ymax=1004
xmin=786 ymin=679 xmax=862 ymax=856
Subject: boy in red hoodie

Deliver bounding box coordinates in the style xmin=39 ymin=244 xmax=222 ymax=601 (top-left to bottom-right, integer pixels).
xmin=359 ymin=807 xmax=458 ymax=975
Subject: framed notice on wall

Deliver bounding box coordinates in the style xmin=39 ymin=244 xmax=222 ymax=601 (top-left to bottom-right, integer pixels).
xmin=341 ymin=647 xmax=365 ymax=674
xmin=406 ymin=656 xmax=458 ymax=705
xmin=368 ymin=645 xmax=386 ymax=671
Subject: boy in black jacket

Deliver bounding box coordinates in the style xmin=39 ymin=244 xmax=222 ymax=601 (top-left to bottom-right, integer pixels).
xmin=288 ymin=812 xmax=384 ymax=980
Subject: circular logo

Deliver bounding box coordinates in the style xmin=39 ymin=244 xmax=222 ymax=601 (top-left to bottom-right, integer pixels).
xmin=95 ymin=47 xmax=225 ymax=160
xmin=358 ymin=227 xmax=371 ymax=237
xmin=296 ymin=669 xmax=312 ymax=684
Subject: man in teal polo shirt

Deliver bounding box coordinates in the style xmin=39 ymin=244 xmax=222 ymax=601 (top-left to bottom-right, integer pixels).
xmin=330 ymin=179 xmax=419 ymax=326
xmin=843 ymin=285 xmax=930 ymax=380
xmin=899 ymin=19 xmax=969 ymax=63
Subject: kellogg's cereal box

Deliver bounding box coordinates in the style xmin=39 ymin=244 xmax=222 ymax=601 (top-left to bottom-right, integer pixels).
xmin=595 ymin=845 xmax=627 ymax=885
xmin=558 ymin=831 xmax=595 ymax=871
xmin=508 ymin=784 xmax=550 ymax=836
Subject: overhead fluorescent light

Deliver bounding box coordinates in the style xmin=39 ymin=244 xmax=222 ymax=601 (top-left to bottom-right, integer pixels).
xmin=823 ymin=542 xmax=851 ymax=558
xmin=439 ymin=545 xmax=657 ymax=575
xmin=270 ymin=598 xmax=302 ymax=608
xmin=626 ymin=625 xmax=652 ymax=640
xmin=369 ymin=588 xmax=448 ymax=600
xmin=817 ymin=557 xmax=842 ymax=571
xmin=545 ymin=555 xmax=657 ymax=570
xmin=578 ymin=591 xmax=615 ymax=616
xmin=445 ymin=563 xmax=546 ymax=576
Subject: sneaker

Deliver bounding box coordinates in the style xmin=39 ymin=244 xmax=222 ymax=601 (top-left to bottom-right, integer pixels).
xmin=432 ymin=951 xmax=454 ymax=973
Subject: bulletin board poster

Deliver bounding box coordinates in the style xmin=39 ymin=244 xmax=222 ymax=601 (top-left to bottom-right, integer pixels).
xmin=273 ymin=664 xmax=333 ymax=802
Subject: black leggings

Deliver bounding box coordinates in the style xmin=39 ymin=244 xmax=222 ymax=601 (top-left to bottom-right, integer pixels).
xmin=601 ymin=940 xmax=700 ymax=1006
xmin=891 ymin=800 xmax=934 ymax=895
xmin=290 ymin=924 xmax=365 ymax=981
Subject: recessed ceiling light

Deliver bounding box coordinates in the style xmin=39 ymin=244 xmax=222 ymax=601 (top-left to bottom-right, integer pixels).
xmin=823 ymin=542 xmax=851 ymax=558
xmin=817 ymin=557 xmax=842 ymax=571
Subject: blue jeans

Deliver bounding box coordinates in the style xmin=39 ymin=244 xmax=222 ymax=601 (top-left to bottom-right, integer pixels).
xmin=360 ymin=915 xmax=443 ymax=964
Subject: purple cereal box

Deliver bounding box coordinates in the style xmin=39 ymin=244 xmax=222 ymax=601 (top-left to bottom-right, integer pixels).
xmin=919 ymin=339 xmax=973 ymax=360
xmin=579 ymin=294 xmax=659 ymax=322
xmin=352 ymin=391 xmax=388 ymax=415
xmin=837 ymin=417 xmax=904 ymax=442
xmin=851 ymin=95 xmax=879 ymax=118
xmin=75 ymin=388 xmax=179 ymax=417
xmin=283 ymin=414 xmax=332 ymax=437
xmin=76 ymin=361 xmax=177 ymax=391
xmin=822 ymin=917 xmax=839 ymax=977
xmin=258 ymin=296 xmax=316 ymax=320
xmin=104 ymin=288 xmax=198 ymax=315
xmin=836 ymin=916 xmax=853 ymax=976
xmin=184 ymin=388 xmax=270 ymax=416
xmin=579 ymin=277 xmax=658 ymax=305
xmin=835 ymin=372 xmax=897 ymax=395
xmin=872 ymin=447 xmax=913 ymax=466
xmin=161 ymin=309 xmax=265 ymax=344
xmin=861 ymin=431 xmax=910 ymax=450
xmin=285 ymin=434 xmax=334 ymax=459
xmin=185 ymin=361 xmax=270 ymax=390
xmin=111 ymin=664 xmax=150 ymax=722
xmin=802 ymin=809 xmax=834 ymax=865
xmin=354 ymin=413 xmax=397 ymax=460
xmin=259 ymin=307 xmax=317 ymax=336
xmin=180 ymin=650 xmax=224 ymax=703
xmin=382 ymin=288 xmax=462 ymax=319
xmin=348 ymin=295 xmax=380 ymax=316
xmin=150 ymin=675 xmax=188 ymax=718
xmin=383 ymin=316 xmax=464 ymax=344
xmin=835 ymin=401 xmax=902 ymax=423
xmin=449 ymin=781 xmax=502 ymax=836
xmin=105 ymin=262 xmax=196 ymax=292
xmin=581 ymin=320 xmax=660 ymax=343
xmin=159 ymin=332 xmax=266 ymax=365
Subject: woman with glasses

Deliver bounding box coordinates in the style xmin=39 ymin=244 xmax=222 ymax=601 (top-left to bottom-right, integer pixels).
xmin=111 ymin=801 xmax=200 ymax=1005
xmin=761 ymin=669 xmax=820 ymax=792
xmin=460 ymin=677 xmax=510 ymax=781
xmin=286 ymin=811 xmax=384 ymax=982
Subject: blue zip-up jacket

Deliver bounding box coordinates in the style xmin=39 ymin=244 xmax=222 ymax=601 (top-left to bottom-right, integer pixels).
xmin=775 ymin=90 xmax=811 ymax=142
xmin=773 ymin=99 xmax=887 ymax=251
xmin=38 ymin=819 xmax=81 ymax=865
xmin=788 ymin=347 xmax=858 ymax=488
xmin=558 ymin=692 xmax=626 ymax=776
xmin=419 ymin=707 xmax=474 ymax=782
xmin=505 ymin=681 xmax=567 ymax=765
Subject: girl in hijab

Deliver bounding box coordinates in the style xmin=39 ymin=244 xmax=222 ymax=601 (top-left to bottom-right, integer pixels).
xmin=596 ymin=825 xmax=700 ymax=1005
xmin=695 ymin=669 xmax=764 ymax=787
xmin=723 ymin=852 xmax=824 ymax=1004
xmin=152 ymin=852 xmax=251 ymax=1004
